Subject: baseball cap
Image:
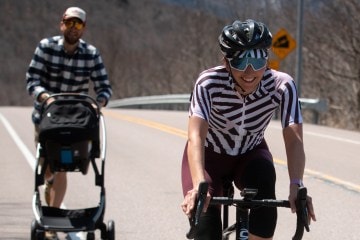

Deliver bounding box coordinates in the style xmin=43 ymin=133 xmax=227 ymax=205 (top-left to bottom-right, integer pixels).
xmin=63 ymin=7 xmax=86 ymax=22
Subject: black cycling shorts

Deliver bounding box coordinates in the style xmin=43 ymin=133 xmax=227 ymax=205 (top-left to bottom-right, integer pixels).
xmin=181 ymin=140 xmax=277 ymax=238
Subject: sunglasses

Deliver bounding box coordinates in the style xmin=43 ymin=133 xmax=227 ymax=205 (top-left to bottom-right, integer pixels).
xmin=229 ymin=57 xmax=267 ymax=71
xmin=63 ymin=20 xmax=84 ymax=30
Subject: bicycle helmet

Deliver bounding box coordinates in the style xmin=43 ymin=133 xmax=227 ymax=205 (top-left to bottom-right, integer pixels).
xmin=219 ymin=19 xmax=272 ymax=58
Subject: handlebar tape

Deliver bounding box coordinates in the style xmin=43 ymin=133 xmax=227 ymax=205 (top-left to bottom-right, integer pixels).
xmin=292 ymin=187 xmax=310 ymax=240
xmin=186 ymin=182 xmax=209 ymax=239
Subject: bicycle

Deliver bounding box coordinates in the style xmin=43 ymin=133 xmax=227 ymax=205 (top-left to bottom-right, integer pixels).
xmin=186 ymin=181 xmax=310 ymax=240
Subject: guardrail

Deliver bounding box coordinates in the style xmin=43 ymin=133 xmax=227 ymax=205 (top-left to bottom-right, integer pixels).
xmin=108 ymin=94 xmax=327 ymax=123
xmin=298 ymin=98 xmax=327 ymax=123
xmin=107 ymin=94 xmax=191 ymax=109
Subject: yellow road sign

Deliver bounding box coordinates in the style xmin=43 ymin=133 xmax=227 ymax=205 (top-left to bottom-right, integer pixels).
xmin=268 ymin=59 xmax=280 ymax=70
xmin=272 ymin=28 xmax=296 ymax=60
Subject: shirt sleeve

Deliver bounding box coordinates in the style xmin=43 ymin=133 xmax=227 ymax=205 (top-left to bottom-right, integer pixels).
xmin=279 ymin=80 xmax=303 ymax=128
xmin=90 ymin=51 xmax=112 ymax=105
xmin=25 ymin=43 xmax=48 ymax=100
xmin=189 ymin=82 xmax=212 ymax=122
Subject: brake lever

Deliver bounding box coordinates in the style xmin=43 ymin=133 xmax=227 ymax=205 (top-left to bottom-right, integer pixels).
xmin=298 ymin=187 xmax=310 ymax=232
xmin=186 ymin=181 xmax=209 ymax=239
xmin=292 ymin=187 xmax=310 ymax=240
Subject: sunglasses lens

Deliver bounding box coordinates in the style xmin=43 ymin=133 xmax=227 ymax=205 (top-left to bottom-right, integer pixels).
xmin=64 ymin=21 xmax=72 ymax=28
xmin=230 ymin=58 xmax=267 ymax=71
xmin=74 ymin=22 xmax=84 ymax=30
xmin=64 ymin=20 xmax=84 ymax=30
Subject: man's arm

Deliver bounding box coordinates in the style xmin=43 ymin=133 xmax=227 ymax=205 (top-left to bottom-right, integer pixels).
xmin=26 ymin=42 xmax=50 ymax=102
xmin=91 ymin=53 xmax=112 ymax=106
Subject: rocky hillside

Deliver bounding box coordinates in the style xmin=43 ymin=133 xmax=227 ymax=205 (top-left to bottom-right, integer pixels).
xmin=0 ymin=0 xmax=359 ymax=131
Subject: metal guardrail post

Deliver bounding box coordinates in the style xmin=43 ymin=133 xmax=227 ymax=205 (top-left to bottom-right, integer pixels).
xmin=299 ymin=98 xmax=327 ymax=123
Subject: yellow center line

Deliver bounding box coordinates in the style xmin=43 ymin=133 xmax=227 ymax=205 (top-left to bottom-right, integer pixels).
xmin=104 ymin=110 xmax=360 ymax=193
xmin=104 ymin=110 xmax=187 ymax=138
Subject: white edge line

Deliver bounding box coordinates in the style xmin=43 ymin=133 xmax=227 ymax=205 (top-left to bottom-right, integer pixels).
xmin=305 ymin=131 xmax=360 ymax=145
xmin=269 ymin=124 xmax=360 ymax=145
xmin=0 ymin=113 xmax=35 ymax=170
xmin=0 ymin=113 xmax=84 ymax=240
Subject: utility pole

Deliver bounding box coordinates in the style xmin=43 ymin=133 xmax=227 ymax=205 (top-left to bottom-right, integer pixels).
xmin=295 ymin=0 xmax=304 ymax=97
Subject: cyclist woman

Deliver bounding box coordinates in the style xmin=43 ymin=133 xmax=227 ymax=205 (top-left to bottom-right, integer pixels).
xmin=181 ymin=19 xmax=316 ymax=240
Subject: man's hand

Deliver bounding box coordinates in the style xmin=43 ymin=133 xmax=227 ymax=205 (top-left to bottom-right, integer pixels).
xmin=38 ymin=92 xmax=54 ymax=105
xmin=96 ymin=96 xmax=107 ymax=108
xmin=38 ymin=92 xmax=50 ymax=103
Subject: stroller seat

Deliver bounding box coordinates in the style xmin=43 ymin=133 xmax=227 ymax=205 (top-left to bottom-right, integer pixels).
xmin=43 ymin=140 xmax=92 ymax=174
xmin=38 ymin=96 xmax=100 ymax=174
xmin=36 ymin=205 xmax=104 ymax=232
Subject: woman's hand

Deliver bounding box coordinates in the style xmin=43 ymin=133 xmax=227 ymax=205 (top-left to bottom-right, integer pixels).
xmin=289 ymin=184 xmax=317 ymax=224
xmin=181 ymin=188 xmax=211 ymax=218
xmin=306 ymin=195 xmax=316 ymax=224
xmin=181 ymin=188 xmax=198 ymax=218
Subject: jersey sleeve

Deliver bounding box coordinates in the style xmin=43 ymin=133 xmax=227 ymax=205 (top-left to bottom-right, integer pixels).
xmin=279 ymin=80 xmax=303 ymax=128
xmin=189 ymin=83 xmax=212 ymax=122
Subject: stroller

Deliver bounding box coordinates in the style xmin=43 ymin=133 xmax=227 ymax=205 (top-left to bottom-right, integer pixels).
xmin=31 ymin=93 xmax=115 ymax=240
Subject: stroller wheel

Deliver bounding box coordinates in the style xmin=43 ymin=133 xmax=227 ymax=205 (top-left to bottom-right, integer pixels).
xmin=107 ymin=220 xmax=115 ymax=240
xmin=87 ymin=232 xmax=95 ymax=240
xmin=31 ymin=219 xmax=37 ymax=240
xmin=31 ymin=219 xmax=45 ymax=240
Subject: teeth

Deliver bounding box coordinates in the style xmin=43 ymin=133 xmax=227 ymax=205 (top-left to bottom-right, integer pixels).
xmin=243 ymin=77 xmax=255 ymax=82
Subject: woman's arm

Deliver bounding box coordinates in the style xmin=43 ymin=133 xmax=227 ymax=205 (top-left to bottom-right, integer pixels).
xmin=283 ymin=123 xmax=316 ymax=222
xmin=181 ymin=115 xmax=209 ymax=217
xmin=283 ymin=123 xmax=305 ymax=188
xmin=187 ymin=115 xmax=209 ymax=188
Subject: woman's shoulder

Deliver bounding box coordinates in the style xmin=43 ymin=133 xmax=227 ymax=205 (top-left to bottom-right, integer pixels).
xmin=197 ymin=66 xmax=229 ymax=84
xmin=267 ymin=69 xmax=293 ymax=82
xmin=200 ymin=65 xmax=227 ymax=75
xmin=263 ymin=68 xmax=295 ymax=88
xmin=262 ymin=69 xmax=299 ymax=98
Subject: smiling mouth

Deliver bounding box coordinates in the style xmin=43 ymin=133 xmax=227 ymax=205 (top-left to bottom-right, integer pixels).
xmin=242 ymin=77 xmax=256 ymax=83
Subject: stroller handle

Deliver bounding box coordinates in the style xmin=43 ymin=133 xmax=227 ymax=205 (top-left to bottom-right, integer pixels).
xmin=41 ymin=93 xmax=101 ymax=114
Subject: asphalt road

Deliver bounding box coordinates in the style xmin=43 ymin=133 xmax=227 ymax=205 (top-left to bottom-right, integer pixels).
xmin=0 ymin=107 xmax=359 ymax=240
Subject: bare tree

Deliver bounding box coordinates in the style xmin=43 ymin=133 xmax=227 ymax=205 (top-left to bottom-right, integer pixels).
xmin=0 ymin=0 xmax=359 ymax=130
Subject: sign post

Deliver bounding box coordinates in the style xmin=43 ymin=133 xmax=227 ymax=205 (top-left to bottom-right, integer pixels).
xmin=295 ymin=0 xmax=304 ymax=97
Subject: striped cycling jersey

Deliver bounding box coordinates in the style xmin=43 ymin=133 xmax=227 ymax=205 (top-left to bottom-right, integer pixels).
xmin=26 ymin=36 xmax=112 ymax=124
xmin=189 ymin=66 xmax=302 ymax=156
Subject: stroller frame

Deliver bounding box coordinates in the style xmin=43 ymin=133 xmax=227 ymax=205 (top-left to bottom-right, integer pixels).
xmin=31 ymin=93 xmax=115 ymax=240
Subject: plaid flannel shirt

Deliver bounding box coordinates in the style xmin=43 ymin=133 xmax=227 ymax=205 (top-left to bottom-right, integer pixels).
xmin=26 ymin=36 xmax=112 ymax=124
